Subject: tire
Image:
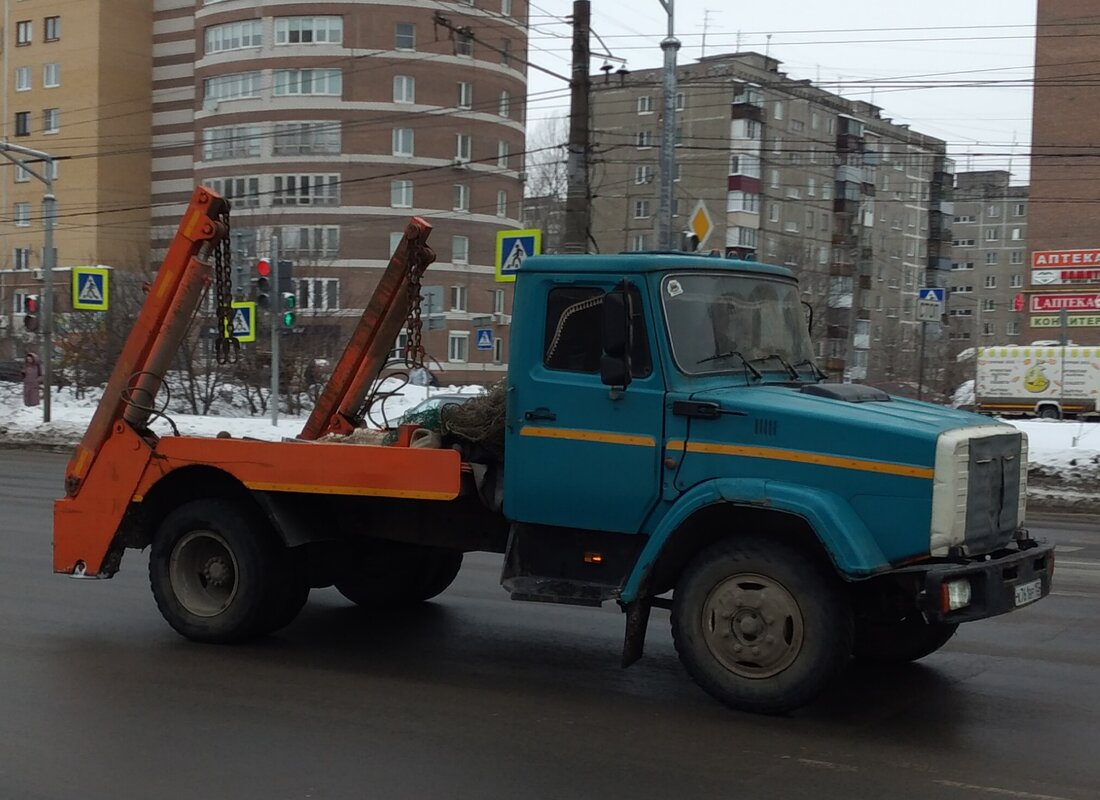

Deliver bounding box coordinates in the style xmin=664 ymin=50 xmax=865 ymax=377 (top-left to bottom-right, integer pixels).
xmin=336 ymin=550 xmax=463 ymax=608
xmin=260 ymin=551 xmax=310 ymax=635
xmin=149 ymin=498 xmax=285 ymax=644
xmin=671 ymin=537 xmax=853 ymax=715
xmin=1038 ymin=406 xmax=1061 ymax=420
xmin=853 ymin=615 xmax=958 ymax=663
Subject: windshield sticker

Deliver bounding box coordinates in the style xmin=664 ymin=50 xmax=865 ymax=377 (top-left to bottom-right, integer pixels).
xmin=666 ymin=279 xmax=683 ymax=298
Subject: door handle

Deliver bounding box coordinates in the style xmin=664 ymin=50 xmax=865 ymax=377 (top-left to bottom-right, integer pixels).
xmin=524 ymin=407 xmax=557 ymax=421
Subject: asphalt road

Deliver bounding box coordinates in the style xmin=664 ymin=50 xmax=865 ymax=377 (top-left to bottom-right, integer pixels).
xmin=2 ymin=450 xmax=1099 ymax=800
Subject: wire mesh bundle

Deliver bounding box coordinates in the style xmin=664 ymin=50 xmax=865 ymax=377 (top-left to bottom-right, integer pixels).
xmin=440 ymin=379 xmax=507 ymax=458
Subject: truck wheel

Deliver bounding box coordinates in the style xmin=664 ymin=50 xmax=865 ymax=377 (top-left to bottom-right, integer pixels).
xmin=335 ymin=551 xmax=463 ymax=608
xmin=1038 ymin=406 xmax=1061 ymax=420
xmin=853 ymin=615 xmax=958 ymax=662
xmin=260 ymin=552 xmax=310 ymax=635
xmin=150 ymin=499 xmax=284 ymax=644
xmin=671 ymin=538 xmax=853 ymax=714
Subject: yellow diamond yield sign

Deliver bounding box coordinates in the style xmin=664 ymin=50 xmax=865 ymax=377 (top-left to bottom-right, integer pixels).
xmin=689 ymin=201 xmax=713 ymax=247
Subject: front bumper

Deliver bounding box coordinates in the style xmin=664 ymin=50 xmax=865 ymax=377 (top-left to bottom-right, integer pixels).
xmin=899 ymin=538 xmax=1055 ymax=623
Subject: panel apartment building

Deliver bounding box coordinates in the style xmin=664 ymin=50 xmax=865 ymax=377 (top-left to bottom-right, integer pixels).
xmin=944 ymin=171 xmax=1029 ymax=347
xmin=590 ymin=52 xmax=953 ymax=384
xmin=1028 ymin=0 xmax=1100 ymax=345
xmin=0 ymin=0 xmax=152 ymax=358
xmin=151 ymin=0 xmax=529 ymax=380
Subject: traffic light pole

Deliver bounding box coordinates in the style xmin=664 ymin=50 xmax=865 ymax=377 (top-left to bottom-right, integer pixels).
xmin=270 ymin=235 xmax=280 ymax=427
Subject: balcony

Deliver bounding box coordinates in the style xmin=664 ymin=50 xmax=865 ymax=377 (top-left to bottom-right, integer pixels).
xmin=730 ymin=103 xmax=764 ymax=123
xmin=829 ymin=261 xmax=856 ymax=277
xmin=833 ymin=198 xmax=860 ymax=214
xmin=832 ymin=231 xmax=859 ymax=247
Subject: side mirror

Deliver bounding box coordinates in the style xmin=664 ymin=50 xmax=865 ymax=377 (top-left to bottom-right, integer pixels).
xmin=601 ymin=283 xmax=633 ymax=389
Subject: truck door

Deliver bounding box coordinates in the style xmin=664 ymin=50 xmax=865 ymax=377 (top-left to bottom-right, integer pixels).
xmin=504 ymin=280 xmax=664 ymax=533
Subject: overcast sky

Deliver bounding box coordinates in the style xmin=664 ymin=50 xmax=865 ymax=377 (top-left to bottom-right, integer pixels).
xmin=526 ymin=0 xmax=1037 ymax=181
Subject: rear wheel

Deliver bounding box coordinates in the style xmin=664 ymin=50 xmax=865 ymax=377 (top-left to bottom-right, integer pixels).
xmin=149 ymin=499 xmax=286 ymax=643
xmin=671 ymin=537 xmax=852 ymax=714
xmin=1038 ymin=406 xmax=1061 ymax=420
xmin=853 ymin=614 xmax=958 ymax=662
xmin=335 ymin=549 xmax=463 ymax=608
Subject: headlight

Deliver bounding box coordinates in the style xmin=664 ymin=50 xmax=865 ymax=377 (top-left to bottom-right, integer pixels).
xmin=942 ymin=579 xmax=972 ymax=612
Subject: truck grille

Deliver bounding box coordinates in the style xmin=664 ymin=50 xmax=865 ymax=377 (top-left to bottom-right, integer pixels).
xmin=965 ymin=433 xmax=1024 ymax=553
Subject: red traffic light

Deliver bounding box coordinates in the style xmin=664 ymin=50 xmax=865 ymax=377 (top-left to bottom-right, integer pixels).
xmin=257 ymin=258 xmax=272 ymax=277
xmin=1013 ymin=293 xmax=1024 ymax=312
xmin=24 ymin=295 xmax=39 ymax=314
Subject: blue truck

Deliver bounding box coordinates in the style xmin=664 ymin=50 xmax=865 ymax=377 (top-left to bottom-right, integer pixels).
xmin=55 ymin=203 xmax=1054 ymax=715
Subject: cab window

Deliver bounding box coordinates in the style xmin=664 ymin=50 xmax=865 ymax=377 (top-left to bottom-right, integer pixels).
xmin=542 ymin=285 xmax=652 ymax=376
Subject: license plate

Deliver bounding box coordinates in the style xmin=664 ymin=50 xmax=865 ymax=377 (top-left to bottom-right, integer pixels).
xmin=1014 ymin=578 xmax=1042 ymax=607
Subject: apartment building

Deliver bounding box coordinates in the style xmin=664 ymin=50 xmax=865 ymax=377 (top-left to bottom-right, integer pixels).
xmin=151 ymin=0 xmax=529 ymax=381
xmin=1028 ymin=0 xmax=1100 ymax=345
xmin=590 ymin=51 xmax=952 ymax=384
xmin=945 ymin=171 xmax=1028 ymax=346
xmin=0 ymin=0 xmax=152 ymax=356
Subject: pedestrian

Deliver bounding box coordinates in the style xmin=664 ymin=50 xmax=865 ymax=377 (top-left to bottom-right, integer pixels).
xmin=22 ymin=352 xmax=42 ymax=407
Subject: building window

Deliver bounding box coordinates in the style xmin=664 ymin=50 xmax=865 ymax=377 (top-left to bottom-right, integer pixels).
xmin=455 ymin=133 xmax=471 ymax=161
xmin=984 ymin=275 xmax=997 ymax=288
xmin=987 ymin=204 xmax=1001 ymax=217
xmin=1007 ymin=321 xmax=1020 ymax=336
xmin=493 ymin=337 xmax=503 ymax=364
xmin=205 ymin=20 xmax=263 ymax=54
xmin=204 ymin=72 xmax=262 ymax=101
xmin=391 ymin=180 xmax=413 ymax=208
xmin=633 ymin=200 xmax=651 ymax=219
xmin=457 ymin=82 xmax=472 ymax=109
xmin=493 ymin=289 xmax=506 ymax=314
xmin=393 ymin=75 xmax=415 ymax=103
xmin=273 ymin=174 xmax=339 ymax=206
xmin=44 ymin=16 xmax=60 ymax=42
xmin=43 ymin=63 xmax=59 ymax=88
xmin=726 ymin=191 xmax=759 ymax=213
xmin=448 ymin=332 xmax=469 ymax=363
xmin=773 ymin=100 xmax=784 ymax=120
xmin=15 ymin=164 xmax=29 ymax=183
xmin=676 ymin=92 xmax=686 ymax=110
xmin=637 ymin=95 xmax=653 ymax=114
xmin=395 ymin=23 xmax=415 ymax=50
xmin=392 ymin=128 xmax=414 ymax=157
xmin=729 ymin=153 xmax=760 ymax=178
xmin=280 ymin=225 xmax=340 ymax=256
xmin=456 ymin=33 xmax=473 ymax=57
xmin=14 ymin=203 xmax=31 ymax=227
xmin=982 ymin=299 xmax=996 ymax=312
xmin=1014 ymin=203 xmax=1025 ymax=217
xmin=202 ymin=125 xmax=261 ymax=160
xmin=453 ymin=235 xmax=469 ymax=264
xmin=15 ymin=67 xmax=31 ymax=91
xmin=274 ymin=16 xmax=343 ymax=45
xmin=635 ymin=165 xmax=653 ymax=185
xmin=985 ymin=251 xmax=998 ymax=265
xmin=502 ymin=0 xmax=513 ymax=15
xmin=273 ymin=122 xmax=340 ymax=155
xmin=205 ymin=176 xmax=260 ymax=207
xmin=42 ymin=108 xmax=58 ymax=133
xmin=497 ymin=141 xmax=509 ymax=168
xmin=636 ymin=130 xmax=653 ymax=148
xmin=1009 ymin=250 xmax=1024 ymax=264
xmin=1011 ymin=274 xmax=1023 ymax=288
xmin=500 ymin=39 xmax=512 ymax=66
xmin=769 ymin=169 xmax=780 ymax=189
xmin=293 ymin=278 xmax=340 ymax=312
xmin=953 ymin=239 xmax=976 ymax=247
xmin=985 ymin=228 xmax=999 ymax=242
xmin=274 ymin=69 xmax=342 ymax=96
xmin=16 ymin=21 xmax=31 ymax=46
xmin=453 ymin=183 xmax=470 ymax=211
xmin=499 ymin=90 xmax=510 ymax=117
xmin=14 ymin=248 xmax=31 ymax=270
xmin=1010 ymin=227 xmax=1022 ymax=240
xmin=15 ymin=112 xmax=30 ymax=136
xmin=496 ymin=191 xmax=508 ymax=218
xmin=450 ymin=285 xmax=467 ymax=311
xmin=631 ymin=234 xmax=649 ymax=251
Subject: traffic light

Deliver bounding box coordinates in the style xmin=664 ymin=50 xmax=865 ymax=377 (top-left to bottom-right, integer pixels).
xmin=276 ymin=259 xmax=294 ymax=296
xmin=281 ymin=291 xmax=296 ymax=328
xmin=23 ymin=294 xmax=40 ymax=333
xmin=254 ymin=258 xmax=271 ymax=309
xmin=1013 ymin=293 xmax=1025 ymax=312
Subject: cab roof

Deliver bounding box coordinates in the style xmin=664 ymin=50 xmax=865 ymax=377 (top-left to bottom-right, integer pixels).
xmin=520 ymin=253 xmax=796 ymax=280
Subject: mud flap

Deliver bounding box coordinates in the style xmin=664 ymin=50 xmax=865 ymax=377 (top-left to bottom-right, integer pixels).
xmin=621 ymin=599 xmax=652 ymax=668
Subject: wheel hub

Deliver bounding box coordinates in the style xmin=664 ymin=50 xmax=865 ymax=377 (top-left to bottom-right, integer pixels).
xmin=702 ymin=574 xmax=804 ymax=679
xmin=169 ymin=530 xmax=239 ymax=618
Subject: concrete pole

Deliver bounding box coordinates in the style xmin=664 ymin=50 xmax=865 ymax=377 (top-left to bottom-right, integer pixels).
xmin=270 ymin=235 xmax=280 ymax=426
xmin=561 ymin=0 xmax=591 ymax=252
xmin=657 ymin=0 xmax=680 ymax=251
xmin=42 ymin=178 xmax=55 ymax=423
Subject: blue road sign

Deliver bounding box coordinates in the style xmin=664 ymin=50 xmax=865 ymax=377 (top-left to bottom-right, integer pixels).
xmin=72 ymin=268 xmax=110 ymax=311
xmin=476 ymin=328 xmax=494 ymax=350
xmin=918 ymin=287 xmax=946 ymax=303
xmin=495 ymin=229 xmax=542 ymax=282
xmin=229 ymin=301 xmax=257 ymax=343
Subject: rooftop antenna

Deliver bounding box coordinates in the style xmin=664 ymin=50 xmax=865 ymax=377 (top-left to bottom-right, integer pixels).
xmin=699 ymin=9 xmax=717 ymax=59
xmin=736 ymin=29 xmax=741 ymax=51
xmin=765 ymin=33 xmax=772 ymax=59
xmin=1006 ymin=129 xmax=1018 ymax=177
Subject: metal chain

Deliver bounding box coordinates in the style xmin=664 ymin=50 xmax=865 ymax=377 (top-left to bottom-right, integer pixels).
xmin=213 ymin=205 xmax=239 ymax=365
xmin=403 ymin=232 xmax=426 ymax=370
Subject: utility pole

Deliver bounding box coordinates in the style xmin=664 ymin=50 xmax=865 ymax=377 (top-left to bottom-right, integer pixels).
xmin=561 ymin=0 xmax=591 ymax=253
xmin=270 ymin=235 xmax=280 ymax=426
xmin=657 ymin=0 xmax=680 ymax=251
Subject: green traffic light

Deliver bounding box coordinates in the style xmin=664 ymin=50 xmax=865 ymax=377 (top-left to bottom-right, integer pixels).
xmin=282 ymin=311 xmax=295 ymax=328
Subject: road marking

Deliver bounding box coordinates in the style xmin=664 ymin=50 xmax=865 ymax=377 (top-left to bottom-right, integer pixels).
xmin=795 ymin=758 xmax=858 ymax=773
xmin=1053 ymin=559 xmax=1100 ymax=569
xmin=1055 ymin=545 xmax=1083 ymax=553
xmin=934 ymin=779 xmax=1074 ymax=800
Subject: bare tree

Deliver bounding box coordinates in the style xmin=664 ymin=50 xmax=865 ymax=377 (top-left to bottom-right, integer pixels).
xmin=522 ymin=115 xmax=568 ymax=252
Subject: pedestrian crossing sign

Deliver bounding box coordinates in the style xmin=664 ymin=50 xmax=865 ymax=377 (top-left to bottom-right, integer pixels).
xmin=230 ymin=301 xmax=257 ymax=343
xmin=71 ymin=267 xmax=110 ymax=311
xmin=495 ymin=229 xmax=542 ymax=283
xmin=476 ymin=328 xmax=493 ymax=350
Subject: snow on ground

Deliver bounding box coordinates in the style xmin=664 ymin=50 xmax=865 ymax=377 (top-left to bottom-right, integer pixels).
xmin=1 ymin=378 xmax=1096 ymax=510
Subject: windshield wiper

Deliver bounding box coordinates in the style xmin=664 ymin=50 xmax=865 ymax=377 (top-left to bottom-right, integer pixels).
xmin=749 ymin=354 xmax=799 ymax=380
xmin=696 ymin=350 xmax=763 ymax=380
xmin=791 ymin=359 xmax=828 ymax=381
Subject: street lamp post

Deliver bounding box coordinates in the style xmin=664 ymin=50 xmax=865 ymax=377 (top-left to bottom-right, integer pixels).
xmin=1 ymin=141 xmax=56 ymax=423
xmin=656 ymin=0 xmax=680 ymax=251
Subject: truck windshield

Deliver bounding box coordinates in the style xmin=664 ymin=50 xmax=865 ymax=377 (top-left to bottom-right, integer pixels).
xmin=661 ymin=273 xmax=815 ymax=377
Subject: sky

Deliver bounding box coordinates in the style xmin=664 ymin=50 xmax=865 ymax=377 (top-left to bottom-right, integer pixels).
xmin=525 ymin=0 xmax=1038 ymax=182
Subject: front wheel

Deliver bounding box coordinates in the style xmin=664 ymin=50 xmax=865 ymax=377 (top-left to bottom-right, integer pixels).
xmin=149 ymin=499 xmax=286 ymax=643
xmin=336 ymin=549 xmax=463 ymax=609
xmin=853 ymin=615 xmax=958 ymax=662
xmin=671 ymin=538 xmax=853 ymax=714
